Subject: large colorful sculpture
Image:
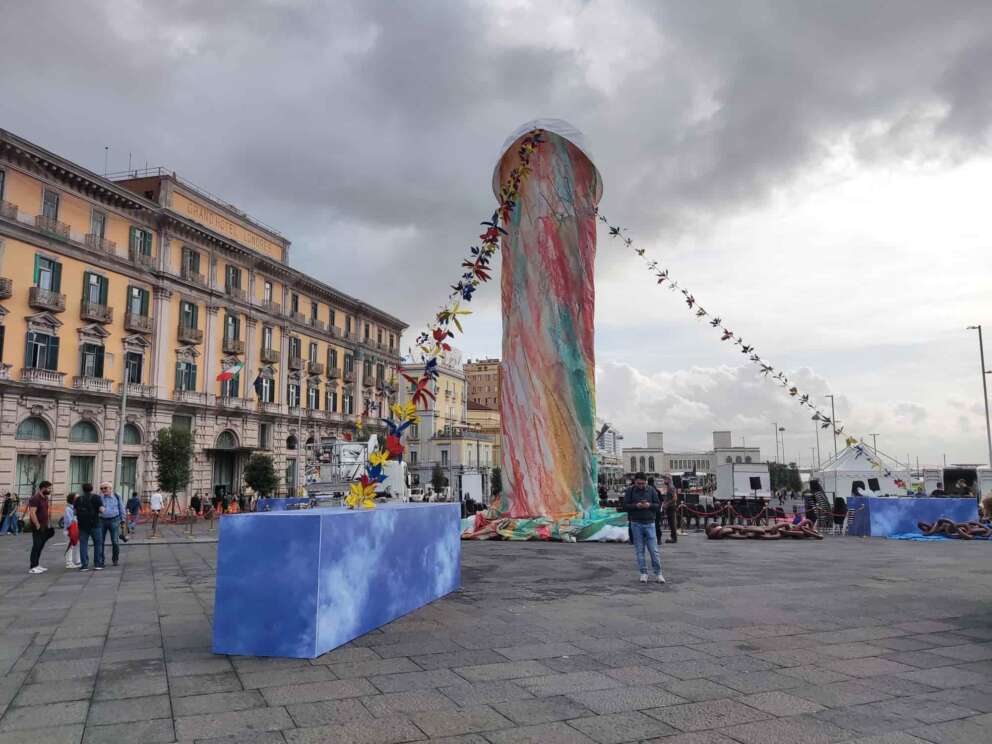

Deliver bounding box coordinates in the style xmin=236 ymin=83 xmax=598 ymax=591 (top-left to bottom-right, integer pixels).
xmin=493 ymin=120 xmax=603 ymax=518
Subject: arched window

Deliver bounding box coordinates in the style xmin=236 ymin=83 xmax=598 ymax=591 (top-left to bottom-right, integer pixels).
xmin=735 ymin=456 xmax=742 ymax=464
xmin=69 ymin=421 xmax=99 ymax=443
xmin=287 ymin=435 xmax=297 ymax=451
xmin=639 ymin=456 xmax=646 ymax=472
xmin=216 ymin=431 xmax=237 ymax=449
xmin=123 ymin=424 xmax=142 ymax=445
xmin=725 ymin=456 xmax=733 ymax=464
xmin=744 ymin=456 xmax=752 ymax=463
xmin=648 ymin=456 xmax=655 ymax=472
xmin=630 ymin=457 xmax=636 ymax=471
xmin=16 ymin=417 xmax=50 ymax=441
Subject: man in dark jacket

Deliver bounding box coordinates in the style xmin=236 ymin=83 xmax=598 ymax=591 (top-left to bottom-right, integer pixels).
xmin=623 ymin=473 xmax=665 ymax=584
xmin=74 ymin=483 xmax=103 ymax=571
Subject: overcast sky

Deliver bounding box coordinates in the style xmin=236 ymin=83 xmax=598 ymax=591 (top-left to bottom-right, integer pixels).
xmin=3 ymin=1 xmax=991 ymax=467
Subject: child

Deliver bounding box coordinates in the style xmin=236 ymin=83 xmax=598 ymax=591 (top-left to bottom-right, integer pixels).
xmin=126 ymin=493 xmax=141 ymax=533
xmin=63 ymin=494 xmax=80 ymax=568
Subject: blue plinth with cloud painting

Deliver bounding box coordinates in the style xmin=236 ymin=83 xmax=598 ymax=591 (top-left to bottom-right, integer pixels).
xmin=848 ymin=497 xmax=977 ymax=537
xmin=212 ymin=503 xmax=461 ymax=658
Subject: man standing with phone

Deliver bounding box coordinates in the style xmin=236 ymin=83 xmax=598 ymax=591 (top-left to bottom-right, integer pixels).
xmin=623 ymin=473 xmax=665 ymax=584
xmin=27 ymin=481 xmax=54 ymax=574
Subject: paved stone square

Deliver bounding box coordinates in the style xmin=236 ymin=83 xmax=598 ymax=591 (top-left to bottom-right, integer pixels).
xmin=1 ymin=527 xmax=991 ymax=743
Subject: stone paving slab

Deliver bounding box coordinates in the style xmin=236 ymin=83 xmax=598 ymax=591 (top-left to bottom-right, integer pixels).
xmin=2 ymin=530 xmax=992 ymax=742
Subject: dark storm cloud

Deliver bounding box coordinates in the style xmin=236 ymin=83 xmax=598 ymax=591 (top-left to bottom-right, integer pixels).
xmin=2 ymin=0 xmax=991 ymax=326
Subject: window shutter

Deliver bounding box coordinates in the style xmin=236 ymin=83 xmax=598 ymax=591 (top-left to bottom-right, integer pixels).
xmin=190 ymin=363 xmax=197 ymax=389
xmin=139 ymin=288 xmax=149 ymax=315
xmin=175 ymin=362 xmax=182 ymax=390
xmin=99 ymin=276 xmax=108 ymax=305
xmin=129 ymin=227 xmax=138 ymax=253
xmin=48 ymin=336 xmax=60 ymax=372
xmin=191 ymin=304 xmax=199 ymax=328
xmin=33 ymin=255 xmax=40 ymax=284
xmin=95 ymin=347 xmax=105 ymax=378
xmin=24 ymin=332 xmax=34 ymax=368
xmin=52 ymin=261 xmax=62 ymax=292
xmin=82 ymin=271 xmax=92 ymax=299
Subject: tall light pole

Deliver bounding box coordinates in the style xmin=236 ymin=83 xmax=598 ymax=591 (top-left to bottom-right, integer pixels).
xmin=779 ymin=427 xmax=787 ymax=466
xmin=813 ymin=418 xmax=821 ymax=469
xmin=825 ymin=394 xmax=839 ymax=458
xmin=809 ymin=447 xmax=815 ymax=470
xmin=966 ymin=325 xmax=992 ymax=468
xmin=773 ymin=423 xmax=780 ymax=463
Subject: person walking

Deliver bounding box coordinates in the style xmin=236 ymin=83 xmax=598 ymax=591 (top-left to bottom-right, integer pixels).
xmin=63 ymin=494 xmax=81 ymax=568
xmin=1 ymin=493 xmax=17 ymax=535
xmin=149 ymin=489 xmax=163 ymax=537
xmin=75 ymin=483 xmax=102 ymax=571
xmin=97 ymin=482 xmax=125 ymax=568
xmin=623 ymin=473 xmax=665 ymax=584
xmin=126 ymin=493 xmax=141 ymax=534
xmin=663 ymin=481 xmax=680 ymax=544
xmin=27 ymin=481 xmax=54 ymax=574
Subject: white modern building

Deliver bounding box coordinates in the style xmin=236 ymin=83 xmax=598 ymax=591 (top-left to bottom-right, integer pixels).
xmin=623 ymin=431 xmax=761 ymax=477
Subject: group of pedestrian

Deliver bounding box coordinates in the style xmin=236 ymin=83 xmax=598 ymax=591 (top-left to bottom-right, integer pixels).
xmin=24 ymin=481 xmax=129 ymax=574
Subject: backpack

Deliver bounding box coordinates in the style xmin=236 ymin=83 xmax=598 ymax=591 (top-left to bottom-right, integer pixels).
xmin=75 ymin=494 xmax=97 ymax=523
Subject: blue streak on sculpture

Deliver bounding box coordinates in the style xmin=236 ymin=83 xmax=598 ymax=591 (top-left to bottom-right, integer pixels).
xmin=213 ymin=503 xmax=461 ymax=658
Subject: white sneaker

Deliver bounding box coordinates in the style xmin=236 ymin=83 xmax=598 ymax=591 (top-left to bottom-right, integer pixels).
xmin=639 ymin=573 xmax=648 ymax=583
xmin=65 ymin=563 xmax=75 ymax=569
xmin=37 ymin=566 xmax=47 ymax=573
xmin=28 ymin=566 xmax=44 ymax=574
xmin=657 ymin=573 xmax=667 ymax=584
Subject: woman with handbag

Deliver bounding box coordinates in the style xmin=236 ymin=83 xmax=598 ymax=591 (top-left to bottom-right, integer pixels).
xmin=63 ymin=494 xmax=81 ymax=568
xmin=27 ymin=481 xmax=55 ymax=574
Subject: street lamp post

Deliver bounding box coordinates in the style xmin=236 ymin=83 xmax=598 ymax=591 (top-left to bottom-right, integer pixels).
xmin=966 ymin=325 xmax=992 ymax=468
xmin=813 ymin=419 xmax=821 ymax=469
xmin=825 ymin=395 xmax=839 ymax=458
xmin=114 ymin=358 xmax=131 ymax=500
xmin=779 ymin=427 xmax=786 ymax=466
xmin=773 ymin=423 xmax=780 ymax=463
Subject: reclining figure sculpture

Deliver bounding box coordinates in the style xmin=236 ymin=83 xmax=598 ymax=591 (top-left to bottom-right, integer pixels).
xmin=918 ymin=519 xmax=992 ymax=540
xmin=705 ymin=520 xmax=823 ymax=540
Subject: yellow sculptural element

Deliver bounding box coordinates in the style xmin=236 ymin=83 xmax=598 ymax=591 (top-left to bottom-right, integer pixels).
xmin=369 ymin=450 xmax=389 ymax=468
xmin=391 ymin=401 xmax=420 ymax=425
xmin=346 ymin=481 xmax=377 ymax=510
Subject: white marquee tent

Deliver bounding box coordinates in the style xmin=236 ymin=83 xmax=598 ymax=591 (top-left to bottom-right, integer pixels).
xmin=813 ymin=444 xmax=910 ymax=502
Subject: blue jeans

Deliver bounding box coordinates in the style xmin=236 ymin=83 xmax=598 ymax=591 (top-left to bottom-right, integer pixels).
xmin=630 ymin=521 xmax=662 ymax=575
xmin=99 ymin=518 xmax=120 ymax=566
xmin=78 ymin=525 xmax=102 ymax=568
xmin=2 ymin=513 xmax=18 ymax=534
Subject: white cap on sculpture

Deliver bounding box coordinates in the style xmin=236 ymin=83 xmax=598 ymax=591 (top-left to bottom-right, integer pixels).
xmin=492 ymin=118 xmax=600 ymax=196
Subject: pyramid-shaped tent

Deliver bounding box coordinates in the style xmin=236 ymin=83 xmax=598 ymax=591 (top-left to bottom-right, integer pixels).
xmin=813 ymin=443 xmax=910 ymax=501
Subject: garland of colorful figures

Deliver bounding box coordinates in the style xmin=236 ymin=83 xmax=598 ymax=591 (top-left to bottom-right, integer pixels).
xmin=344 ymin=130 xmax=545 ymax=508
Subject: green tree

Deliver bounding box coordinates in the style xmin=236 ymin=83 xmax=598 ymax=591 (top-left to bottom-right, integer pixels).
xmin=491 ymin=466 xmax=503 ymax=496
xmin=431 ymin=463 xmax=447 ymax=493
xmin=768 ymin=461 xmax=802 ymax=491
xmin=243 ymin=453 xmax=279 ymax=497
xmin=152 ymin=428 xmax=193 ymax=503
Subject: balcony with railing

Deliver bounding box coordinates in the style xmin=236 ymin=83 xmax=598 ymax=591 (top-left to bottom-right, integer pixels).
xmin=124 ymin=311 xmax=153 ymax=334
xmin=173 ymin=389 xmax=209 ymax=405
xmin=84 ymin=233 xmax=117 ymax=255
xmin=307 ymin=360 xmax=325 ymax=376
xmin=329 ymin=326 xmax=340 ymax=338
xmin=0 ymin=277 xmax=11 ymax=300
xmin=225 ymin=284 xmax=247 ymax=302
xmin=327 ymin=367 xmax=342 ymax=380
xmin=28 ymin=286 xmax=65 ymax=312
xmin=259 ymin=299 xmax=282 ymax=316
xmin=307 ymin=317 xmax=327 ymax=332
xmin=343 ymin=369 xmax=356 ymax=383
xmin=128 ymin=247 xmax=155 ymax=270
xmin=177 ymin=324 xmax=203 ymax=344
xmin=288 ymin=356 xmax=304 ymax=371
xmin=362 ymin=376 xmax=374 ymax=388
xmin=260 ymin=347 xmax=279 ymax=364
xmin=290 ymin=310 xmax=305 ymax=325
xmin=181 ymin=265 xmax=206 ymax=287
xmin=20 ymin=368 xmax=65 ymax=386
xmin=80 ymin=300 xmax=113 ymax=324
xmin=218 ymin=396 xmax=251 ymax=410
xmin=222 ymin=337 xmax=245 ymax=355
xmin=120 ymin=382 xmax=156 ymax=398
xmin=35 ymin=214 xmax=70 ymax=239
xmin=257 ymin=400 xmax=282 ymax=414
xmin=73 ymin=375 xmax=113 ymax=393
xmin=0 ymin=200 xmax=17 ymax=220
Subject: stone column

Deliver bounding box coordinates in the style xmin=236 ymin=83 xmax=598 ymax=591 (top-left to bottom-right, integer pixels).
xmin=493 ymin=120 xmax=602 ymax=519
xmin=278 ymin=326 xmax=289 ymax=413
xmin=151 ymin=287 xmax=172 ymax=398
xmin=204 ymin=306 xmax=218 ymax=396
xmin=244 ymin=318 xmax=257 ymax=400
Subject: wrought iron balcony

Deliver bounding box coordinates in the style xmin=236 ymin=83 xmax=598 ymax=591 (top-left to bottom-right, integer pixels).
xmin=28 ymin=286 xmax=65 ymax=312
xmin=290 ymin=310 xmax=305 ymax=325
xmin=260 ymin=347 xmax=279 ymax=364
xmin=73 ymin=375 xmax=113 ymax=393
xmin=177 ymin=324 xmax=203 ymax=344
xmin=0 ymin=200 xmax=17 ymax=220
xmin=84 ymin=233 xmax=117 ymax=255
xmin=119 ymin=382 xmax=156 ymax=398
xmin=222 ymin=337 xmax=245 ymax=355
xmin=307 ymin=360 xmax=325 ymax=376
xmin=128 ymin=247 xmax=155 ymax=270
xmin=181 ymin=265 xmax=206 ymax=286
xmin=35 ymin=214 xmax=69 ymax=239
xmin=362 ymin=376 xmax=374 ymax=388
xmin=225 ymin=285 xmax=247 ymax=302
xmin=20 ymin=368 xmax=65 ymax=386
xmin=327 ymin=367 xmax=342 ymax=380
xmin=80 ymin=300 xmax=113 ymax=324
xmin=259 ymin=300 xmax=282 ymax=316
xmin=0 ymin=277 xmax=11 ymax=300
xmin=329 ymin=326 xmax=340 ymax=338
xmin=173 ymin=389 xmax=208 ymax=405
xmin=343 ymin=369 xmax=356 ymax=383
xmin=124 ymin=311 xmax=153 ymax=334
xmin=288 ymin=355 xmax=304 ymax=371
xmin=308 ymin=317 xmax=327 ymax=332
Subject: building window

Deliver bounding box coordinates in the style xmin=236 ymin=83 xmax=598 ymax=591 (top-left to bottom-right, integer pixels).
xmin=258 ymin=377 xmax=274 ymax=403
xmin=42 ymin=188 xmax=60 ymax=220
xmin=221 ymin=372 xmax=239 ymax=398
xmin=364 ymin=322 xmax=371 ymax=340
xmin=310 ymin=302 xmax=318 ymax=322
xmin=15 ymin=417 xmax=50 ymax=441
xmin=327 ymin=348 xmax=338 ymax=370
xmin=175 ymin=361 xmax=197 ymax=391
xmin=287 ymin=382 xmax=300 ymax=408
xmin=124 ymin=351 xmax=142 ymax=384
xmin=225 ymin=265 xmax=242 ymax=291
xmin=345 ymin=316 xmax=352 ymax=336
xmin=83 ymin=272 xmax=108 ymax=306
xmin=129 ymin=227 xmax=153 ymax=256
xmin=377 ymin=329 xmax=383 ymax=345
xmin=291 ymin=293 xmax=300 ymax=314
xmin=263 ymin=280 xmax=273 ymax=304
xmin=630 ymin=457 xmax=636 ymax=471
xmin=262 ymin=326 xmax=273 ymax=350
xmin=224 ymin=314 xmax=240 ymax=341
xmin=34 ymin=255 xmax=62 ymax=291
xmin=376 ymin=363 xmax=384 ymax=382
xmin=410 ymin=423 xmax=419 ymax=439
xmin=123 ymin=424 xmax=142 ymax=445
xmin=307 ymin=385 xmax=319 ymax=410
xmin=648 ymin=456 xmax=655 ymax=472
xmin=171 ymin=414 xmax=192 ymax=432
xmin=344 ymin=354 xmax=354 ymax=374
xmin=0 ymin=169 xmax=5 ymax=199
xmin=127 ymin=286 xmax=149 ymax=318
xmin=80 ymin=343 xmax=105 ymax=378
xmin=745 ymin=456 xmax=752 ymax=463
xmin=69 ymin=421 xmax=99 ymax=443
xmin=90 ymin=210 xmax=107 ymax=239
xmin=409 ymin=450 xmax=418 ymax=465
xmin=259 ymin=423 xmax=271 ymax=449
xmin=388 ymin=333 xmax=394 ymax=350
xmin=329 ymin=308 xmax=336 ymax=327
xmin=25 ymin=331 xmax=59 ymax=371
xmin=309 ymin=341 xmax=318 ymax=363
xmin=639 ymin=456 xmax=645 ymax=471
xmin=288 ymin=336 xmax=302 ymax=359
xmin=325 ymin=389 xmax=337 ymax=412
xmin=180 ymin=300 xmax=198 ymax=330
xmin=441 ymin=449 xmax=449 ymax=467
xmin=363 ymin=359 xmax=372 ymax=379
xmin=181 ymin=246 xmax=200 ymax=275
xmin=343 ymin=393 xmax=353 ymax=415
xmin=287 ymin=435 xmax=297 ymax=451
xmin=735 ymin=456 xmax=742 ymax=464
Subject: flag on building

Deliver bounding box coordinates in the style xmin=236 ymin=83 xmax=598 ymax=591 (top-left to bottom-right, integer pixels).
xmin=216 ymin=362 xmax=243 ymax=382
